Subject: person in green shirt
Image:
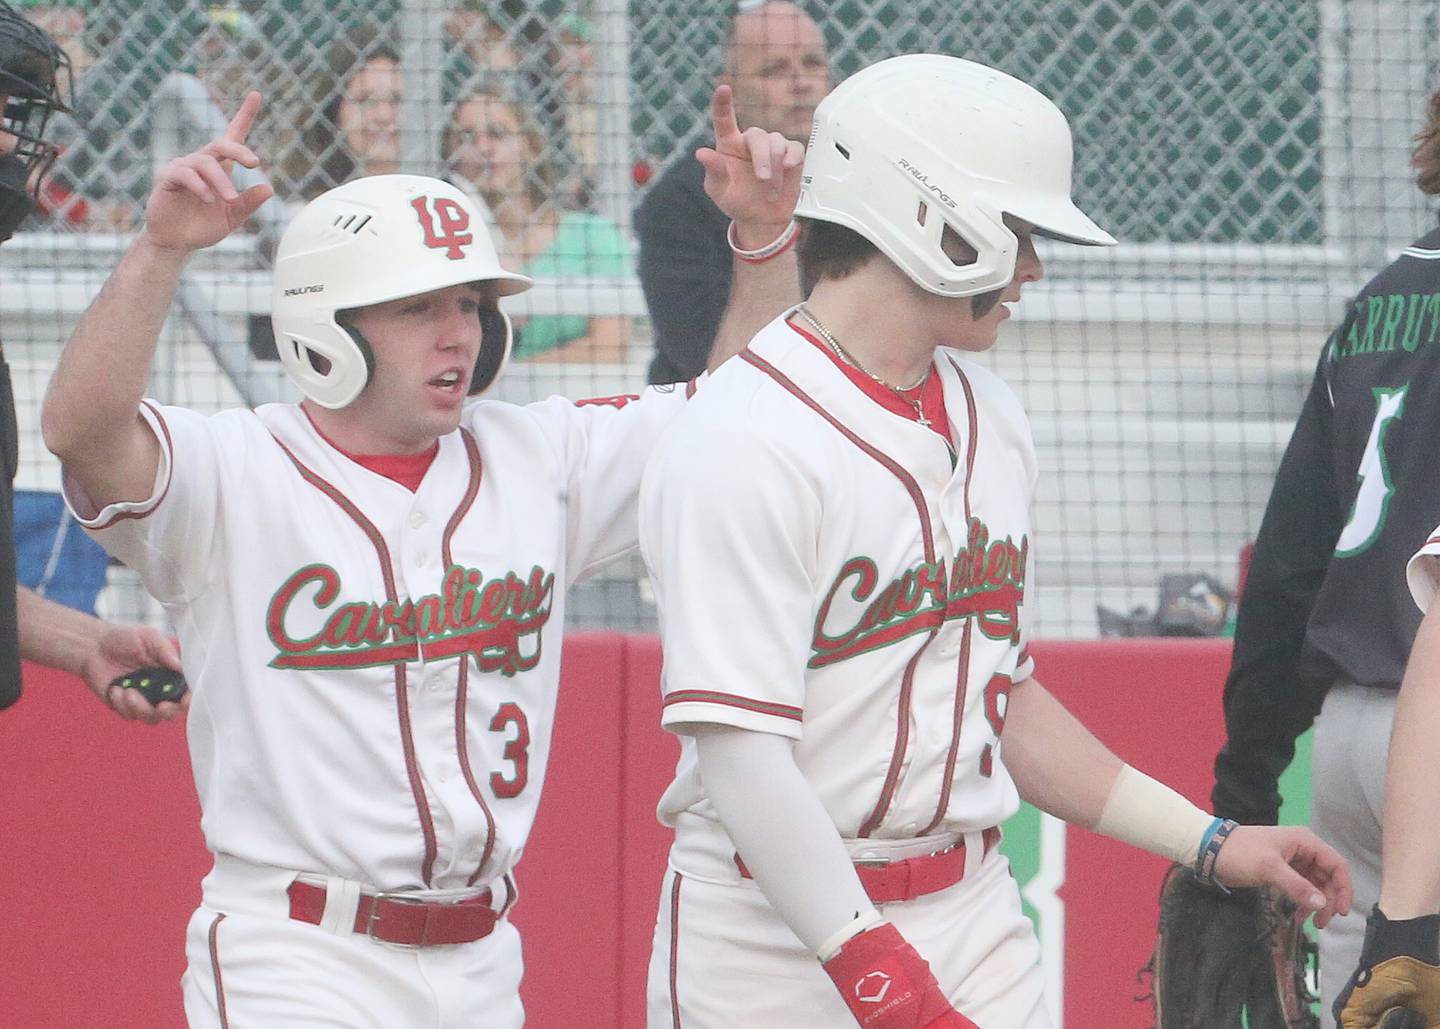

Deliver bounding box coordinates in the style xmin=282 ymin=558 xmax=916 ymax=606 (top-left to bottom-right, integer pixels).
xmin=444 ymin=81 xmax=633 ymax=362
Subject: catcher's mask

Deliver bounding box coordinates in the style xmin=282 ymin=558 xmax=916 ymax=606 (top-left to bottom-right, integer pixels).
xmin=0 ymin=0 xmax=72 ymax=243
xmin=795 ymin=54 xmax=1116 ymax=297
xmin=271 ymin=174 xmax=532 ymax=409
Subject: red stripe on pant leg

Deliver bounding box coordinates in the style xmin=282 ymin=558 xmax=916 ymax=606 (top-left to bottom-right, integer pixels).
xmin=208 ymin=913 xmax=230 ymax=1029
xmin=668 ymin=872 xmax=684 ymax=1029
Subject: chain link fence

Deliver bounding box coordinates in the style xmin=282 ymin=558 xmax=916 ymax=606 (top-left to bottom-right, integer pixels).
xmin=2 ymin=0 xmax=1435 ymax=637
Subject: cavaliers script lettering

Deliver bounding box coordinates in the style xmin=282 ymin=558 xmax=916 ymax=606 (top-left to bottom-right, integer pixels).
xmin=267 ymin=562 xmax=553 ymax=675
xmin=810 ymin=516 xmax=1025 ymax=668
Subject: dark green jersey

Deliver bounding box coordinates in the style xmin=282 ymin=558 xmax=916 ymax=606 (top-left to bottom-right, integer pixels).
xmin=1213 ymin=225 xmax=1440 ymax=824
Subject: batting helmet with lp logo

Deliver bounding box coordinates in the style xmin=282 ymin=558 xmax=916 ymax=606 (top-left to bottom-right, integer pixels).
xmin=271 ymin=174 xmax=531 ymax=409
xmin=795 ymin=54 xmax=1115 ymax=297
xmin=0 ymin=0 xmax=72 ymax=242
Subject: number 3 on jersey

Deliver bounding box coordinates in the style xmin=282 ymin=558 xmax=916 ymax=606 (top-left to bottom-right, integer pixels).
xmin=1335 ymin=385 xmax=1407 ymax=557
xmin=489 ymin=702 xmax=530 ymax=798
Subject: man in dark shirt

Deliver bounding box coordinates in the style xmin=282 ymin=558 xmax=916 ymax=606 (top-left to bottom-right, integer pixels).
xmin=636 ymin=1 xmax=829 ymax=383
xmin=0 ymin=0 xmax=181 ymax=718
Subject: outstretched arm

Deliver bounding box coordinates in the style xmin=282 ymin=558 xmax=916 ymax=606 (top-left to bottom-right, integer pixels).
xmin=42 ymin=92 xmax=271 ymax=510
xmin=1003 ymin=676 xmax=1352 ymax=924
xmin=696 ymin=84 xmax=806 ymax=372
xmin=16 ymin=586 xmax=184 ymax=723
xmin=1376 ymin=601 xmax=1440 ymax=918
xmin=1212 ymin=351 xmax=1340 ymax=825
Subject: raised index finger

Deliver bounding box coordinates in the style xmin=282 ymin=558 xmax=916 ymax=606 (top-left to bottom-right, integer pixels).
xmin=225 ymin=91 xmax=263 ymax=145
xmin=710 ymin=84 xmax=742 ymax=151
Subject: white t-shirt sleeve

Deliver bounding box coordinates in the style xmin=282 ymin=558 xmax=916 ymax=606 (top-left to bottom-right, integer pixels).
xmin=1407 ymin=526 xmax=1440 ymax=613
xmin=640 ymin=411 xmax=819 ymax=739
xmin=60 ymin=401 xmax=229 ymax=605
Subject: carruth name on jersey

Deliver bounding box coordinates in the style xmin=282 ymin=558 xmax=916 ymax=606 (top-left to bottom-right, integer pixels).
xmin=266 ymin=562 xmax=554 ymax=675
xmin=811 ymin=516 xmax=1027 ymax=668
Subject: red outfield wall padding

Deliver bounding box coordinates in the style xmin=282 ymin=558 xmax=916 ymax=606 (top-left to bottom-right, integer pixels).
xmin=0 ymin=636 xmax=1231 ymax=1029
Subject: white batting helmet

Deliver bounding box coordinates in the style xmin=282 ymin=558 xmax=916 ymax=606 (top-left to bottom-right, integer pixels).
xmin=271 ymin=174 xmax=531 ymax=409
xmin=794 ymin=54 xmax=1115 ymax=298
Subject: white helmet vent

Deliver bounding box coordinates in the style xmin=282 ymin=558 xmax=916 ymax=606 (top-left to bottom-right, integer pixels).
xmin=331 ymin=211 xmax=373 ymax=235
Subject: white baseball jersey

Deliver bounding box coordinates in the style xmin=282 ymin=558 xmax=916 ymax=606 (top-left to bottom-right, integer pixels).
xmin=66 ymin=387 xmax=687 ymax=893
xmin=1407 ymin=527 xmax=1440 ymax=612
xmin=640 ymin=315 xmax=1037 ymax=847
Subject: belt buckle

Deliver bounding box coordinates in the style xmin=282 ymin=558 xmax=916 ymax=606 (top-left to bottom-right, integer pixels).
xmin=366 ymin=890 xmax=430 ymax=949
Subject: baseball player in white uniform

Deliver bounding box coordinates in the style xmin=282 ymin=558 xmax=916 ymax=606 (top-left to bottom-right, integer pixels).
xmin=640 ymin=55 xmax=1354 ymax=1029
xmin=40 ymin=91 xmax=803 ymax=1027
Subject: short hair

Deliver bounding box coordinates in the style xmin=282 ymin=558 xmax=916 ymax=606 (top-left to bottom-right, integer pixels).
xmin=796 ymin=216 xmax=1004 ymax=316
xmin=1416 ymin=87 xmax=1440 ymax=197
xmin=795 ymin=217 xmax=879 ymax=296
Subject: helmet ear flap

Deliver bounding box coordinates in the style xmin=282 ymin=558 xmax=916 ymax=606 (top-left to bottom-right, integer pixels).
xmin=337 ymin=318 xmax=377 ymax=386
xmin=470 ymin=306 xmax=514 ymax=396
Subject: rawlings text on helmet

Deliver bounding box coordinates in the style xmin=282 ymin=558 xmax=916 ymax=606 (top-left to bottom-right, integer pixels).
xmin=794 ymin=54 xmax=1116 ymax=298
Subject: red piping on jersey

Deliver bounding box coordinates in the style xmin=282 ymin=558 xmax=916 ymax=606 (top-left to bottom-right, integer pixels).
xmin=923 ymin=360 xmax=983 ymax=835
xmin=438 ymin=431 xmax=503 ymax=887
xmin=208 ymin=913 xmax=230 ymax=1029
xmin=273 ymin=437 xmax=440 ymax=886
xmin=456 ymin=660 xmax=502 ymax=887
xmin=85 ymin=401 xmax=177 ymax=529
xmin=664 ymin=689 xmax=803 ymax=722
xmin=668 ymin=872 xmax=685 ymax=1029
xmin=739 ymin=349 xmax=939 ymax=839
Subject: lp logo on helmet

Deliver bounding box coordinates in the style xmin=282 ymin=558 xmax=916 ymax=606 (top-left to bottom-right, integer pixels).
xmin=410 ymin=196 xmax=473 ymax=260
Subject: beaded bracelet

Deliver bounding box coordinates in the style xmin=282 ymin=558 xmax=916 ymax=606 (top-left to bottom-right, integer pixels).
xmin=1194 ymin=816 xmax=1239 ymax=889
xmin=727 ymin=219 xmax=799 ymax=264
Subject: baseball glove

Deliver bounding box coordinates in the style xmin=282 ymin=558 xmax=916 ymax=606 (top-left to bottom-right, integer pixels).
xmin=1141 ymin=862 xmax=1318 ymax=1029
xmin=1332 ymin=907 xmax=1440 ymax=1029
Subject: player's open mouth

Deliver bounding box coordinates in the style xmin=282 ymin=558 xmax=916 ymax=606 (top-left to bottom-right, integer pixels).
xmin=428 ymin=370 xmax=465 ymax=393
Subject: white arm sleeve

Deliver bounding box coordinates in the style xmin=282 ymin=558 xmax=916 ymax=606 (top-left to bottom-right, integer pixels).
xmin=693 ymin=725 xmax=878 ymax=955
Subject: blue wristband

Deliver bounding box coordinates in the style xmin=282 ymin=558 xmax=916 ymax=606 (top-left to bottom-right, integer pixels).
xmin=1194 ymin=817 xmax=1239 ymax=889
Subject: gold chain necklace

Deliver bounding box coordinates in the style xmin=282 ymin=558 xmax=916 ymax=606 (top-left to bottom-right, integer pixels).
xmin=795 ymin=305 xmax=932 ymax=427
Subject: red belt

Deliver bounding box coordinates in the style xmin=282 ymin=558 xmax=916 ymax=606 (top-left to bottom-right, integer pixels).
xmin=286 ymin=880 xmax=498 ymax=947
xmin=735 ymin=827 xmax=1002 ymax=904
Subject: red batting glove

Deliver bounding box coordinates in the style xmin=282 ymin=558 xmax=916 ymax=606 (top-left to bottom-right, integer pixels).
xmin=821 ymin=922 xmax=981 ymax=1028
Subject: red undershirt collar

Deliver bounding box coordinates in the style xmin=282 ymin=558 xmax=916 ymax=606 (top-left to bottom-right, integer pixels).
xmin=788 ymin=319 xmax=954 ymax=448
xmin=302 ymin=407 xmax=441 ymax=492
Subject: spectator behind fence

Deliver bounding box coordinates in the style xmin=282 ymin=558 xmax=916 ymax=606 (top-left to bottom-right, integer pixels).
xmin=444 ymin=0 xmax=522 ymax=78
xmin=445 ymin=82 xmax=632 ymax=363
xmin=17 ymin=0 xmax=137 ymax=230
xmin=528 ymin=13 xmax=600 ymax=211
xmin=282 ymin=22 xmax=401 ymax=202
xmin=635 ymin=0 xmax=829 ymax=383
